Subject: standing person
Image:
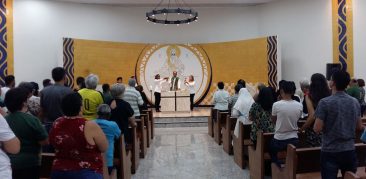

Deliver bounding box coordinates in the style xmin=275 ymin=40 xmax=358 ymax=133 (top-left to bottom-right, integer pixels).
xmin=154 ymin=74 xmax=167 ymax=112
xmin=116 ymin=77 xmax=123 ymax=84
xmin=40 ymin=67 xmax=73 ymax=125
xmin=249 ymin=87 xmax=275 ymax=144
xmin=123 ymin=78 xmax=143 ymax=118
xmin=74 ymin=77 xmax=86 ymax=92
xmin=109 ymin=83 xmax=135 ymax=143
xmin=78 ymin=74 xmax=104 ymax=120
xmin=299 ymin=80 xmax=310 ymax=117
xmin=169 ymin=71 xmax=181 ymax=91
xmin=232 ymin=88 xmax=255 ymax=137
xmin=346 ymin=79 xmax=361 ymax=101
xmin=229 ymin=85 xmax=242 ymax=112
xmin=299 ymin=73 xmax=330 ymax=147
xmin=314 ymin=71 xmax=365 ymax=178
xmin=102 ymin=84 xmax=113 ymax=105
xmin=42 ymin=79 xmax=52 ymax=88
xmin=213 ymin=82 xmax=230 ymax=111
xmin=1 ymin=75 xmax=15 ymax=100
xmin=270 ymin=81 xmax=302 ymax=167
xmin=237 ymin=79 xmax=246 ymax=88
xmin=184 ymin=75 xmax=195 ymax=111
xmin=136 ymin=85 xmax=149 ymax=110
xmin=94 ymin=104 xmax=121 ymax=176
xmin=5 ymin=88 xmax=48 ymax=179
xmin=18 ymin=82 xmax=41 ymax=118
xmin=49 ymin=93 xmax=108 ymax=179
xmin=0 ymin=114 xmax=20 ymax=179
xmin=358 ymin=79 xmax=366 ymax=116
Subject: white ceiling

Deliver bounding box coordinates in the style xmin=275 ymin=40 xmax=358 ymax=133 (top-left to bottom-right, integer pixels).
xmin=46 ymin=0 xmax=276 ymax=7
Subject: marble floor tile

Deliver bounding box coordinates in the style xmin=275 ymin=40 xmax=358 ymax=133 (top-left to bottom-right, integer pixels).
xmin=132 ymin=127 xmax=250 ymax=179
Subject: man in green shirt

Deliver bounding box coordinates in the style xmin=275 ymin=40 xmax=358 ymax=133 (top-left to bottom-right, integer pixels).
xmin=346 ymin=79 xmax=361 ymax=101
xmin=5 ymin=87 xmax=48 ymax=179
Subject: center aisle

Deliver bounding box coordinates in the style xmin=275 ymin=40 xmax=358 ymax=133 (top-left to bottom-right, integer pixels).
xmin=132 ymin=127 xmax=250 ymax=179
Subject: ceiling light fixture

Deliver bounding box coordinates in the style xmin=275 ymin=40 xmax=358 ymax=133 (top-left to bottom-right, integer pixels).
xmin=146 ymin=0 xmax=198 ymax=25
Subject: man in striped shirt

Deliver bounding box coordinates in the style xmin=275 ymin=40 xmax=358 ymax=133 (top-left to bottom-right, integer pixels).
xmin=123 ymin=78 xmax=144 ymax=118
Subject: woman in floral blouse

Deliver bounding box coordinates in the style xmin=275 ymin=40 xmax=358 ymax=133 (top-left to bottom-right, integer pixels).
xmin=249 ymin=87 xmax=275 ymax=144
xmin=49 ymin=93 xmax=108 ymax=179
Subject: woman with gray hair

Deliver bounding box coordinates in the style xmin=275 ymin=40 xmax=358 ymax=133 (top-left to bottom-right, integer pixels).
xmin=109 ymin=83 xmax=135 ymax=143
xmin=94 ymin=104 xmax=121 ymax=176
xmin=78 ymin=74 xmax=104 ymax=120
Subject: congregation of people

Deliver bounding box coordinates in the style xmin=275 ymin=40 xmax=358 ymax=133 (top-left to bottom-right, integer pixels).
xmin=212 ymin=71 xmax=366 ymax=178
xmin=0 ymin=66 xmax=365 ymax=179
xmin=0 ymin=67 xmax=152 ymax=179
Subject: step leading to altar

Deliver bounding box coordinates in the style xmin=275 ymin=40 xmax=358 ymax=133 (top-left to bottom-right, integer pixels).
xmin=155 ymin=116 xmax=208 ymax=128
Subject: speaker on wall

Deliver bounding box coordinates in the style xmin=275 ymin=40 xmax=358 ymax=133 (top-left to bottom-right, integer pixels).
xmin=326 ymin=63 xmax=342 ymax=80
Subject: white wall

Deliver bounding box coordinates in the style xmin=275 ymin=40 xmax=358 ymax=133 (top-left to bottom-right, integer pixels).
xmin=13 ymin=0 xmax=366 ymax=87
xmin=258 ymin=0 xmax=333 ymax=83
xmin=354 ymin=0 xmax=366 ymax=79
xmin=13 ymin=0 xmax=261 ymax=86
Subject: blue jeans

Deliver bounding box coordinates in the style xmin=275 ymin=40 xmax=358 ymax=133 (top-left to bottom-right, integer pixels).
xmin=51 ymin=169 xmax=102 ymax=179
xmin=320 ymin=150 xmax=357 ymax=179
xmin=269 ymin=137 xmax=299 ymax=166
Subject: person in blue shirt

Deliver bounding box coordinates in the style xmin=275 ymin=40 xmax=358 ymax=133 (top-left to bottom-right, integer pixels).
xmin=94 ymin=104 xmax=121 ymax=176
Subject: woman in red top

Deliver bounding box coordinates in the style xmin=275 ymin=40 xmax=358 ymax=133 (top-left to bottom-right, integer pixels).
xmin=49 ymin=93 xmax=108 ymax=179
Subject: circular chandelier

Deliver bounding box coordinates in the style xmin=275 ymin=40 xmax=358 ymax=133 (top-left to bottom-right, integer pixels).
xmin=146 ymin=0 xmax=198 ymax=25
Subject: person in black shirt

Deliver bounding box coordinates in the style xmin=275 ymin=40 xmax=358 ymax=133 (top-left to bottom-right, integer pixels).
xmin=109 ymin=83 xmax=135 ymax=143
xmin=136 ymin=85 xmax=149 ymax=110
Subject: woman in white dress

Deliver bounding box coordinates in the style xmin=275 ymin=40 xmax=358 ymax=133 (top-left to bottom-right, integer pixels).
xmin=232 ymin=88 xmax=255 ymax=137
xmin=185 ymin=75 xmax=195 ymax=111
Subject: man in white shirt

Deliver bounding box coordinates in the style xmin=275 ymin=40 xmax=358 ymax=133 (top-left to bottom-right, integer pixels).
xmin=169 ymin=71 xmax=181 ymax=91
xmin=154 ymin=74 xmax=168 ymax=112
xmin=1 ymin=75 xmax=15 ymax=100
xmin=0 ymin=114 xmax=20 ymax=179
xmin=270 ymin=81 xmax=302 ymax=167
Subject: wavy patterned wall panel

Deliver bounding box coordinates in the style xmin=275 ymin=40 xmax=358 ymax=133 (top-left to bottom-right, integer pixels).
xmin=63 ymin=38 xmax=75 ymax=88
xmin=0 ymin=0 xmax=12 ymax=86
xmin=267 ymin=36 xmax=278 ymax=89
xmin=333 ymin=0 xmax=353 ymax=75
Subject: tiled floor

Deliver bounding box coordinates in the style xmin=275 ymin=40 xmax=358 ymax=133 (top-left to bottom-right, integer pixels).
xmin=132 ymin=127 xmax=250 ymax=179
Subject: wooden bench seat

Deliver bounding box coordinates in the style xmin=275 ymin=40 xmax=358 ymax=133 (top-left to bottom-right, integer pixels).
xmin=222 ymin=116 xmax=237 ymax=155
xmin=135 ymin=117 xmax=147 ymax=158
xmin=248 ymin=131 xmax=288 ymax=179
xmin=272 ymin=143 xmax=366 ymax=179
xmin=232 ymin=121 xmax=251 ymax=169
xmin=40 ymin=153 xmax=55 ymax=178
xmin=127 ymin=125 xmax=140 ymax=174
xmin=208 ymin=108 xmax=216 ymax=137
xmin=214 ymin=111 xmax=229 ymax=145
xmin=114 ymin=135 xmax=132 ymax=179
xmin=141 ymin=109 xmax=153 ymax=147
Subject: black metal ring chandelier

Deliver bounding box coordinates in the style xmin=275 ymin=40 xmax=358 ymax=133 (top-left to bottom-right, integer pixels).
xmin=146 ymin=0 xmax=198 ymax=25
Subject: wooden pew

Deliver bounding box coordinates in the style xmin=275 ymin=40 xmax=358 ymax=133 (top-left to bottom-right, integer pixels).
xmin=142 ymin=109 xmax=153 ymax=146
xmin=208 ymin=108 xmax=216 ymax=137
xmin=214 ymin=111 xmax=229 ymax=145
xmin=135 ymin=117 xmax=148 ymax=158
xmin=40 ymin=153 xmax=55 ymax=179
xmin=148 ymin=109 xmax=154 ymax=140
xmin=272 ymin=143 xmax=366 ymax=179
xmin=248 ymin=131 xmax=288 ymax=179
xmin=222 ymin=116 xmax=237 ymax=155
xmin=140 ymin=113 xmax=151 ymax=148
xmin=127 ymin=125 xmax=140 ymax=174
xmin=233 ymin=121 xmax=252 ymax=169
xmin=114 ymin=135 xmax=132 ymax=179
